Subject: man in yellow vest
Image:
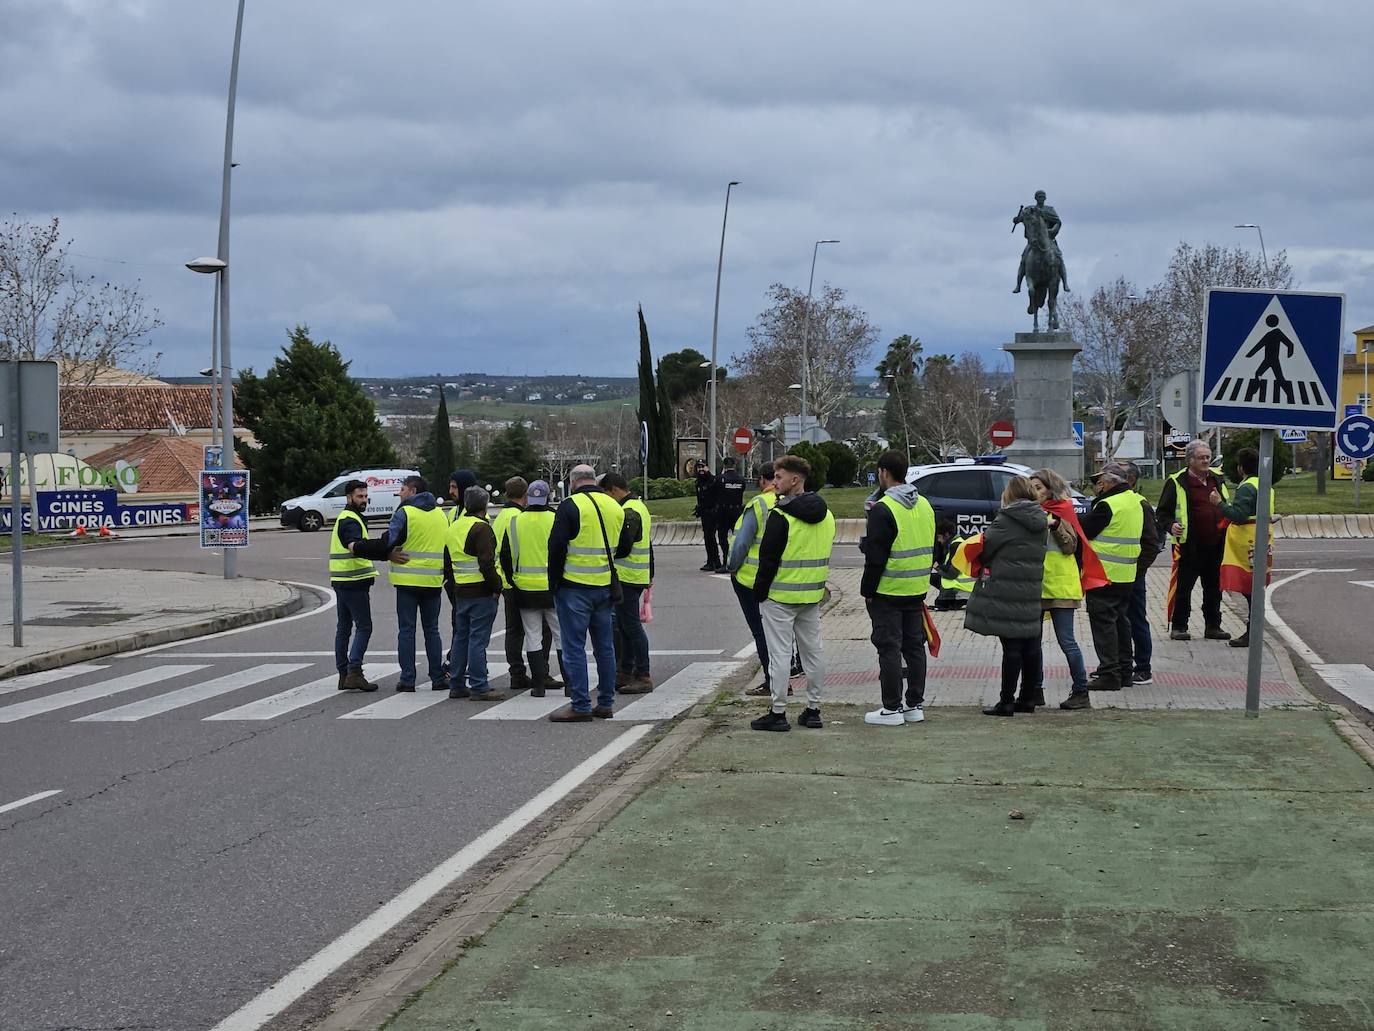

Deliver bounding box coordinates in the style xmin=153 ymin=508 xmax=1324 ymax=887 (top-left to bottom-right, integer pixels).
xmin=1078 ymin=462 xmax=1145 ymax=696
xmin=329 ymin=479 xmax=383 ymax=692
xmin=601 ymin=472 xmax=653 ymax=693
xmin=725 ymin=462 xmax=780 ymax=697
xmin=492 ymin=475 xmax=552 ymax=692
xmin=444 ymin=486 xmax=505 ymax=700
xmin=860 ymin=451 xmax=936 ymax=727
xmin=1155 ymin=439 xmax=1232 ymax=641
xmin=546 ymin=465 xmax=636 ymax=721
xmin=499 ymin=480 xmax=565 ymax=697
xmin=378 ymin=475 xmax=450 ymax=692
xmin=751 ymin=454 xmax=835 ymax=732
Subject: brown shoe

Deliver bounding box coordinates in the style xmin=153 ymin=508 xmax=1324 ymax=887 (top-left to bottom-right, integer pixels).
xmin=615 ymin=671 xmax=632 ymax=688
xmin=341 ymin=670 xmax=379 ymax=692
xmin=548 ymin=704 xmax=593 ymax=723
xmin=592 ymin=705 xmax=615 ymax=719
xmin=618 ymin=676 xmax=653 ymax=695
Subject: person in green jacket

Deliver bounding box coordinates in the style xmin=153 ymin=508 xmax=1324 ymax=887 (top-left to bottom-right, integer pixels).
xmin=1210 ymin=447 xmax=1263 ymax=648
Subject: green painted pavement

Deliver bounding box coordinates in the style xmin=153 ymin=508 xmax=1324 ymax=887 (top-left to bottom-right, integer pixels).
xmin=386 ymin=708 xmax=1374 ymax=1030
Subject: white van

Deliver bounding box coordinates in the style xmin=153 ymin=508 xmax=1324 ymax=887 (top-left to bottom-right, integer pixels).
xmin=279 ymin=468 xmax=419 ymax=532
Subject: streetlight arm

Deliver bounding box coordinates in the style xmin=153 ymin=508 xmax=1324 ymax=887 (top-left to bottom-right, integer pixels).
xmin=708 ymin=181 xmax=738 ymax=474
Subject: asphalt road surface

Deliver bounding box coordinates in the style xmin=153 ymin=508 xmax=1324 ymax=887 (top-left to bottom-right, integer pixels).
xmin=0 ymin=528 xmax=758 ymax=1031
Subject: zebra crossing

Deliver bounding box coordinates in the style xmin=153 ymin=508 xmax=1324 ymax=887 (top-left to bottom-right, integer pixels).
xmin=0 ymin=655 xmax=743 ymax=727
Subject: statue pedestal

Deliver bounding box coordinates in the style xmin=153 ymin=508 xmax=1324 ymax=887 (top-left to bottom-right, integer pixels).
xmin=1002 ymin=331 xmax=1083 ymax=482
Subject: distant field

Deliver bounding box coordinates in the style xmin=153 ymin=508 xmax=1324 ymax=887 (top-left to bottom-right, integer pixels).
xmin=375 ymin=396 xmax=636 ymax=422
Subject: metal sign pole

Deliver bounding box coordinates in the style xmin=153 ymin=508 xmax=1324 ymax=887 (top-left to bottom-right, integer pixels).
xmin=9 ymin=358 xmax=22 ymax=647
xmin=1245 ymin=428 xmax=1275 ymax=718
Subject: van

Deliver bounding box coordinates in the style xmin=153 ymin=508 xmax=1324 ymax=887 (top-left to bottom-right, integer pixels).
xmin=279 ymin=468 xmax=419 ymax=532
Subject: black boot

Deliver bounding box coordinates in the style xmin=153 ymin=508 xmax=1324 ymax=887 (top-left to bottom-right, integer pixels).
xmin=557 ymin=649 xmax=571 ymax=696
xmin=527 ymin=651 xmax=548 ymax=697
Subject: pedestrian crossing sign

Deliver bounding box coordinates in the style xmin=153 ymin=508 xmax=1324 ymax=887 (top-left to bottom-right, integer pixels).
xmin=1200 ymin=288 xmax=1344 ymax=431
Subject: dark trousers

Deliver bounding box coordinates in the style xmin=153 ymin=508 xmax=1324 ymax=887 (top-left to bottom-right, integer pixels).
xmin=700 ymin=512 xmax=721 ymax=567
xmin=612 ymin=584 xmax=650 ymax=676
xmin=732 ymin=576 xmax=770 ymax=686
xmin=333 ymin=584 xmax=372 ymax=674
xmin=503 ymin=589 xmax=552 ymax=682
xmin=866 ymin=599 xmax=927 ymax=710
xmin=998 ymin=636 xmax=1042 ymax=704
xmin=1129 ymin=574 xmax=1153 ymax=674
xmin=1087 ymin=584 xmax=1134 ymax=685
xmin=1172 ymin=543 xmax=1224 ymax=632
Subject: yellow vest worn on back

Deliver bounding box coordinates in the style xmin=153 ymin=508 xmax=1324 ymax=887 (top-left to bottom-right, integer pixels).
xmin=1168 ymin=467 xmax=1229 ymax=544
xmin=876 ymin=494 xmax=935 ymax=598
xmin=329 ymin=510 xmax=377 ymax=586
xmin=732 ymin=491 xmax=776 ymax=590
xmin=447 ymin=513 xmax=486 ymax=586
xmin=1094 ymin=492 xmax=1144 ymax=585
xmin=389 ymin=505 xmax=448 ymax=589
xmin=509 ymin=508 xmax=555 ymax=592
xmin=490 ymin=506 xmax=519 ymax=589
xmin=615 ymin=498 xmax=652 ymax=586
xmin=768 ymin=505 xmax=836 ymax=605
xmin=564 ymin=491 xmax=625 ymax=587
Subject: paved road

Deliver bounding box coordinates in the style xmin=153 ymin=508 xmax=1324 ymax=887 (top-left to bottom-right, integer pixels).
xmin=0 ymin=529 xmax=753 ymax=1031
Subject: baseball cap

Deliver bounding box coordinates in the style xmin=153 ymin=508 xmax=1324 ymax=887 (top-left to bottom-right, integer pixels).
xmin=527 ymin=480 xmax=551 ymax=505
xmin=1096 ymin=462 xmax=1132 ymax=483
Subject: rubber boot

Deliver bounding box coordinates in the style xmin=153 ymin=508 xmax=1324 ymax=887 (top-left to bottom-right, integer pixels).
xmin=528 ymin=651 xmax=548 ymax=698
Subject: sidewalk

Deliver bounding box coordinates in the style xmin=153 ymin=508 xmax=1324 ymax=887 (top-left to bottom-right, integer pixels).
xmin=0 ymin=566 xmax=304 ymax=678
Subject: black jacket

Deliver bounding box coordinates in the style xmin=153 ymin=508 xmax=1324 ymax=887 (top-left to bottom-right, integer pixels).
xmin=693 ymin=472 xmax=718 ymax=519
xmin=1082 ymin=483 xmax=1151 ymax=584
xmin=753 ymin=490 xmax=831 ymax=601
xmin=548 ymin=486 xmax=636 ymax=592
xmin=715 ymin=471 xmax=746 ymax=518
xmin=859 ymin=484 xmax=926 ymax=607
xmin=1154 ymin=470 xmax=1226 ymax=553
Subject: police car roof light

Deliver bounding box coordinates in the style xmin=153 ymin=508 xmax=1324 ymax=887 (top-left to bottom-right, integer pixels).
xmin=975 ymin=455 xmax=1008 ymax=465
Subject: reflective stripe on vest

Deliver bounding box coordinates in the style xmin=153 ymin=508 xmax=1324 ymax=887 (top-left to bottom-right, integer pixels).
xmin=876 ymin=494 xmax=935 ymax=597
xmin=447 ymin=512 xmax=486 ymax=585
xmin=388 ymin=506 xmax=448 ymax=588
xmin=510 ymin=508 xmax=555 ymax=592
xmin=1169 ymin=467 xmax=1228 ymax=544
xmin=329 ymin=510 xmax=377 ymax=585
xmin=732 ymin=491 xmax=777 ymax=589
xmin=615 ymin=498 xmax=652 ymax=586
xmin=491 ymin=506 xmax=519 ymax=589
xmin=767 ymin=506 xmax=836 ymax=604
xmin=1093 ymin=492 xmax=1144 ymax=584
xmin=565 ymin=491 xmax=626 ymax=587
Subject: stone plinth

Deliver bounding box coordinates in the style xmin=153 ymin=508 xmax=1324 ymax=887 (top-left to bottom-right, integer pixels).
xmin=1003 ymin=331 xmax=1083 ymax=482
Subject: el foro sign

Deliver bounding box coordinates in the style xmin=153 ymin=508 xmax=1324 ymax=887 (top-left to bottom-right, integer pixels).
xmin=4 ymin=458 xmax=141 ymax=492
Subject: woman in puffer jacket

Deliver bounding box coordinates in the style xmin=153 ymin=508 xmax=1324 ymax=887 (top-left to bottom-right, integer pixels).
xmin=964 ymin=475 xmax=1048 ymax=717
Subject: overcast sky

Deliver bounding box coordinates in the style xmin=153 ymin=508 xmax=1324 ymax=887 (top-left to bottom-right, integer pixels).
xmin=4 ymin=0 xmax=1372 ymax=380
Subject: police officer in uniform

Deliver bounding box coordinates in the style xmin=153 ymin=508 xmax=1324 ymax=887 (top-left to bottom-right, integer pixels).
xmin=714 ymin=458 xmax=746 ymax=573
xmin=693 ymin=461 xmax=722 ymax=571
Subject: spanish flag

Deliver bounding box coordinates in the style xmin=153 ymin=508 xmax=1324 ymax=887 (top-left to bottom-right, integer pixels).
xmin=921 ymin=603 xmax=942 ymax=658
xmin=1166 ymin=544 xmax=1180 ymax=624
xmin=1219 ymin=520 xmax=1273 ymax=595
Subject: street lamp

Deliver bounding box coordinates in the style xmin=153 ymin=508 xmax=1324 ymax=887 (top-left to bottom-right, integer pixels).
xmin=801 ymin=239 xmax=839 ymax=436
xmin=187 ymin=257 xmax=226 ymax=448
xmin=707 ymin=181 xmax=740 ymax=475
xmin=1234 ymin=224 xmax=1270 ymax=286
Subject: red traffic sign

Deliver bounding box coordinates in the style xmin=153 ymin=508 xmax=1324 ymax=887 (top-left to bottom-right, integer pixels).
xmin=732 ymin=426 xmax=754 ymax=454
xmin=989 ymin=421 xmax=1016 ymax=448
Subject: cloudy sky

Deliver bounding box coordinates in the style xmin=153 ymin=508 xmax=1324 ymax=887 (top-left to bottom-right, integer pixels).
xmin=4 ymin=0 xmax=1372 ymax=380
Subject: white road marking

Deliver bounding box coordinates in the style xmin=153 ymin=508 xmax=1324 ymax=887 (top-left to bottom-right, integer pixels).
xmin=1264 ymin=569 xmax=1324 ymax=665
xmin=0 ymin=789 xmax=63 ymax=815
xmin=204 ymin=665 xmax=399 ymax=721
xmin=733 ymin=642 xmax=758 ymax=659
xmin=340 ymin=665 xmax=509 ymax=719
xmin=1313 ymin=664 xmax=1374 ymax=711
xmin=1351 ymin=580 xmax=1374 ymax=591
xmin=75 ymin=664 xmax=313 ymax=722
xmin=0 ymin=666 xmax=207 ymax=723
xmin=0 ymin=664 xmax=108 ymax=697
xmin=207 ymin=724 xmax=653 ymax=1031
xmin=612 ymin=661 xmax=742 ymax=721
xmin=120 ymin=580 xmax=336 ymax=658
xmin=470 ymin=689 xmax=570 ymax=720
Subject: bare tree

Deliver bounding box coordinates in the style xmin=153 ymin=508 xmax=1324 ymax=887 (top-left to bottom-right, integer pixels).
xmin=912 ymin=352 xmax=1007 ymax=461
xmin=735 ymin=282 xmax=878 ymax=428
xmin=0 ymin=217 xmax=163 ymax=386
xmin=675 ymin=374 xmax=776 ymax=459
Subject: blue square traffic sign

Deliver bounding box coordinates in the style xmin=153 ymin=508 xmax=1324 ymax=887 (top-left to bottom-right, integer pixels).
xmin=1200 ymin=288 xmax=1344 ymax=431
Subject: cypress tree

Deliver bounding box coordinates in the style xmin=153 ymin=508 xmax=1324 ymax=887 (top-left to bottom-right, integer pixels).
xmin=417 ymin=387 xmax=455 ymax=490
xmin=635 ymin=306 xmax=675 ymax=479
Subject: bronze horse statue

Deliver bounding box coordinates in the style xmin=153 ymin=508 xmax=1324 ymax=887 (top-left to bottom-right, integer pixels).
xmin=1012 ymin=205 xmax=1067 ymax=331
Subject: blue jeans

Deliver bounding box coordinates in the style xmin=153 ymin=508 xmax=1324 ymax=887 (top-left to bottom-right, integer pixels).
xmin=555 ymin=584 xmax=617 ymax=712
xmin=396 ymin=586 xmax=446 ymax=688
xmin=334 ymin=584 xmax=373 ymax=674
xmin=451 ymin=595 xmax=500 ymax=692
xmin=1049 ymin=607 xmax=1089 ymax=692
xmin=612 ymin=585 xmax=650 ymax=677
xmin=1130 ymin=575 xmax=1153 ymax=674
xmin=732 ymin=576 xmax=770 ymax=685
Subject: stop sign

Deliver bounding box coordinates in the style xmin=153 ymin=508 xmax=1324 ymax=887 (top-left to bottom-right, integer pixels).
xmin=732 ymin=426 xmax=754 ymax=454
xmin=989 ymin=420 xmax=1016 ymax=449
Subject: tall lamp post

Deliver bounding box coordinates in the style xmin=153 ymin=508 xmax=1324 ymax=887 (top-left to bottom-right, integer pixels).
xmin=707 ymin=181 xmax=740 ymax=474
xmin=800 ymin=239 xmax=839 ymax=437
xmin=1234 ymin=224 xmax=1270 ymax=285
xmin=187 ymin=257 xmax=226 ymax=451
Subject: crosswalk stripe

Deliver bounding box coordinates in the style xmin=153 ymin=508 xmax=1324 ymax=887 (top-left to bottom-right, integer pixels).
xmin=205 ymin=665 xmax=400 ymax=721
xmin=340 ymin=665 xmax=510 ymax=720
xmin=74 ymin=664 xmax=313 ymax=722
xmin=0 ymin=666 xmax=208 ymax=723
xmin=471 ymin=687 xmax=571 ymax=721
xmin=611 ymin=661 xmax=742 ymax=721
xmin=0 ymin=664 xmax=110 ymax=697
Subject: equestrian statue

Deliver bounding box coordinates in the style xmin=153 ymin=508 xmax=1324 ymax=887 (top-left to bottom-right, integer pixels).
xmin=1012 ymin=189 xmax=1070 ymax=332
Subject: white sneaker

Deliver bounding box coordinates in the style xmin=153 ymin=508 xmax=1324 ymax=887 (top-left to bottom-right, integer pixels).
xmin=864 ymin=707 xmax=905 ymax=727
xmin=902 ymin=705 xmax=925 ymax=723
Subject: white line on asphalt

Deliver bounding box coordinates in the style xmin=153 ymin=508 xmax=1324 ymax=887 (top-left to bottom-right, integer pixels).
xmin=1265 ymin=570 xmax=1324 ymax=665
xmin=0 ymin=789 xmax=62 ymax=815
xmin=470 ymin=689 xmax=570 ymax=720
xmin=204 ymin=665 xmax=399 ymax=721
xmin=74 ymin=664 xmax=313 ymax=722
xmin=0 ymin=664 xmax=109 ymax=696
xmin=483 ymin=648 xmax=721 ymax=657
xmin=612 ymin=661 xmax=742 ymax=721
xmin=733 ymin=642 xmax=758 ymax=659
xmin=207 ymin=724 xmax=653 ymax=1031
xmin=339 ymin=665 xmax=509 ymax=719
xmin=121 ymin=580 xmax=336 ymax=658
xmin=0 ymin=666 xmax=208 ymax=723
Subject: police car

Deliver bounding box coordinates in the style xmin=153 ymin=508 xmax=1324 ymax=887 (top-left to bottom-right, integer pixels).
xmin=899 ymin=458 xmax=1090 ymax=538
xmin=279 ymin=468 xmax=418 ymax=532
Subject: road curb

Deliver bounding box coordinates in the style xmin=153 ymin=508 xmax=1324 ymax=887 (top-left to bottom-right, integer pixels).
xmin=0 ymin=579 xmax=313 ymax=681
xmin=313 ymin=717 xmax=711 ymax=1031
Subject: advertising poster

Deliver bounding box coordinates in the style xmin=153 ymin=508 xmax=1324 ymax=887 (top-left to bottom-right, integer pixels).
xmin=200 ymin=469 xmax=250 ymax=548
xmin=675 ymin=437 xmax=708 ymax=479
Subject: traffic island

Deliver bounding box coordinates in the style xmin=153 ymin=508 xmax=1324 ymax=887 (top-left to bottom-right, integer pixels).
xmin=382 ymin=706 xmax=1374 ymax=1031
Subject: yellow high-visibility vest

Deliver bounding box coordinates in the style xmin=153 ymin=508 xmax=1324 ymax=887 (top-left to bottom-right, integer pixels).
xmin=1093 ymin=492 xmax=1144 ymax=585
xmin=388 ymin=506 xmax=448 ymax=589
xmin=509 ymin=508 xmax=555 ymax=592
xmin=875 ymin=494 xmax=935 ymax=598
xmin=615 ymin=498 xmax=652 ymax=587
xmin=767 ymin=506 xmax=836 ymax=604
xmin=491 ymin=505 xmax=520 ymax=589
xmin=732 ymin=491 xmax=776 ymax=589
xmin=328 ymin=510 xmax=376 ymax=586
xmin=447 ymin=512 xmax=486 ymax=586
xmin=564 ymin=491 xmax=625 ymax=587
xmin=1168 ymin=467 xmax=1229 ymax=544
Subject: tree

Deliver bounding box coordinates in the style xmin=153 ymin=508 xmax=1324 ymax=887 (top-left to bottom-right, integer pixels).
xmin=235 ymin=325 xmax=396 ymax=511
xmin=478 ymin=422 xmax=539 ymax=487
xmin=1220 ymin=429 xmax=1292 ymax=486
xmin=658 ymin=347 xmax=724 ymax=404
xmin=788 ymin=441 xmax=829 ymax=492
xmin=912 ymin=353 xmax=1009 ymax=462
xmin=736 ymin=282 xmax=878 ymax=428
xmin=818 ymin=440 xmax=858 ymax=487
xmin=416 ymin=388 xmax=454 ymax=490
xmin=635 ymin=307 xmax=674 ymax=477
xmin=0 ymin=215 xmax=163 ymax=386
xmin=454 ymin=432 xmax=476 ymax=472
xmin=876 ymin=334 xmax=922 ymax=450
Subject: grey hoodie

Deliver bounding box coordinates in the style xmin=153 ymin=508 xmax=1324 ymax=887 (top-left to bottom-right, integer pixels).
xmin=963 ymin=499 xmax=1048 ymax=639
